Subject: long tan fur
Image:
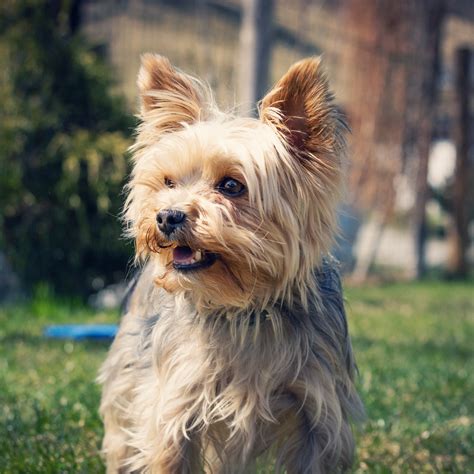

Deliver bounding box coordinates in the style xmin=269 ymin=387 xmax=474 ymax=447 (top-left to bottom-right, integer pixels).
xmin=99 ymin=54 xmax=363 ymax=473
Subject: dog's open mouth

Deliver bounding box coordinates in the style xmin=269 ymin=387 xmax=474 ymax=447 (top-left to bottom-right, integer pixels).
xmin=172 ymin=246 xmax=217 ymax=271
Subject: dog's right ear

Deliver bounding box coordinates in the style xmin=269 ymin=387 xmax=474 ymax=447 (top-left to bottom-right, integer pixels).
xmin=137 ymin=54 xmax=204 ymax=131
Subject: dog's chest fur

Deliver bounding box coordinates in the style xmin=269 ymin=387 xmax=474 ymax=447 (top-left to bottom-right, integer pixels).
xmin=100 ymin=261 xmax=360 ymax=473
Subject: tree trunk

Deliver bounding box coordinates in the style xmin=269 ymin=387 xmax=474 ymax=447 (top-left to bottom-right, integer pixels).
xmin=448 ymin=48 xmax=472 ymax=277
xmin=412 ymin=1 xmax=444 ymax=279
xmin=238 ymin=0 xmax=274 ymax=116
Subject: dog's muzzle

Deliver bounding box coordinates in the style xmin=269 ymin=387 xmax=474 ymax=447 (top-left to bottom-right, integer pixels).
xmin=156 ymin=209 xmax=186 ymax=236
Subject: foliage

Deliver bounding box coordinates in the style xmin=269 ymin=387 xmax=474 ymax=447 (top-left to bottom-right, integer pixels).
xmin=0 ymin=0 xmax=135 ymax=295
xmin=0 ymin=281 xmax=472 ymax=472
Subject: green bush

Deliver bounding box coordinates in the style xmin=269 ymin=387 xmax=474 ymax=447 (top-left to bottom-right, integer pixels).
xmin=0 ymin=0 xmax=135 ymax=295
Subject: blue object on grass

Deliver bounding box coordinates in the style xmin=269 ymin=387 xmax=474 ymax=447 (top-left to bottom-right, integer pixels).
xmin=43 ymin=324 xmax=118 ymax=340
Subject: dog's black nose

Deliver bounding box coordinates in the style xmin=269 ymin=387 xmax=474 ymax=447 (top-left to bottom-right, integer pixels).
xmin=156 ymin=209 xmax=186 ymax=235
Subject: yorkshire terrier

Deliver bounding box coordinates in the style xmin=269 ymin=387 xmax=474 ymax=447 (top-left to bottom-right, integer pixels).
xmin=99 ymin=54 xmax=363 ymax=473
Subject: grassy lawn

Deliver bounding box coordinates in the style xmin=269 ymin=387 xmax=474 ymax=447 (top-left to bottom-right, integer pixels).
xmin=0 ymin=281 xmax=472 ymax=473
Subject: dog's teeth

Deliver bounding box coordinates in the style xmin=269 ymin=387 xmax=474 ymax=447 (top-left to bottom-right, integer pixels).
xmin=195 ymin=250 xmax=202 ymax=261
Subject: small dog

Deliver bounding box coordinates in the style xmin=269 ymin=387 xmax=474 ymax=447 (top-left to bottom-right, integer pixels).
xmin=99 ymin=54 xmax=363 ymax=473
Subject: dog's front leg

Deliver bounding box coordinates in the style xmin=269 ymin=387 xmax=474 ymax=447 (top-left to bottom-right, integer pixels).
xmin=203 ymin=445 xmax=257 ymax=474
xmin=279 ymin=385 xmax=354 ymax=474
xmin=148 ymin=436 xmax=201 ymax=474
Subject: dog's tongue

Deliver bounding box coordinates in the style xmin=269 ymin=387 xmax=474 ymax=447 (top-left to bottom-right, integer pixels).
xmin=173 ymin=246 xmax=194 ymax=264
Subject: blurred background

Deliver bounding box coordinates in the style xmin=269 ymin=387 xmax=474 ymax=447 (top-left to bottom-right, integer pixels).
xmin=0 ymin=1 xmax=473 ymax=472
xmin=0 ymin=0 xmax=474 ymax=297
xmin=1 ymin=0 xmax=473 ymax=303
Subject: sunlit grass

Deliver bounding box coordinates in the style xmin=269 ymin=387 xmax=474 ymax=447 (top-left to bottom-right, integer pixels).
xmin=347 ymin=281 xmax=473 ymax=473
xmin=0 ymin=281 xmax=472 ymax=473
xmin=0 ymin=292 xmax=116 ymax=473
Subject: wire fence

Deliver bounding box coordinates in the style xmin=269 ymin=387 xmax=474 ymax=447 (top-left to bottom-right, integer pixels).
xmin=81 ymin=0 xmax=474 ymax=276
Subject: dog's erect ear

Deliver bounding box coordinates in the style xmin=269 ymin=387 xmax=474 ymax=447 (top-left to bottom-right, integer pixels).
xmin=260 ymin=57 xmax=345 ymax=157
xmin=137 ymin=54 xmax=204 ymax=129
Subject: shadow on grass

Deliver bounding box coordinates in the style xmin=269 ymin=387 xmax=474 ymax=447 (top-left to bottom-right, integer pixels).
xmin=353 ymin=335 xmax=472 ymax=360
xmin=1 ymin=332 xmax=112 ymax=351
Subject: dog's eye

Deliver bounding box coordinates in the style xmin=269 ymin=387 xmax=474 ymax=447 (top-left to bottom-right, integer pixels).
xmin=164 ymin=177 xmax=175 ymax=188
xmin=216 ymin=177 xmax=245 ymax=197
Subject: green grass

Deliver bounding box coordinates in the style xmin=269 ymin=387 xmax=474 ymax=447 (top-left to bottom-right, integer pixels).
xmin=346 ymin=282 xmax=473 ymax=473
xmin=0 ymin=290 xmax=116 ymax=473
xmin=1 ymin=282 xmax=472 ymax=473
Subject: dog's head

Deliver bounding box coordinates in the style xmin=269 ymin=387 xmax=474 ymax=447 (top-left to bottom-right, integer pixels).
xmin=125 ymin=54 xmax=346 ymax=312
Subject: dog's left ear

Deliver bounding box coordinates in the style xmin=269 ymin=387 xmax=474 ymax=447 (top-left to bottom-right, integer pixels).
xmin=137 ymin=54 xmax=204 ymax=130
xmin=260 ymin=57 xmax=346 ymax=157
